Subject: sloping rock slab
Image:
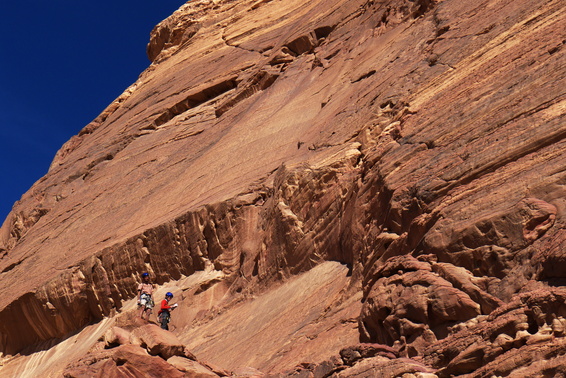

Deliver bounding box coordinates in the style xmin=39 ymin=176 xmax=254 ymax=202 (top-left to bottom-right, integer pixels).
xmin=167 ymin=356 xmax=220 ymax=377
xmin=184 ymin=262 xmax=361 ymax=372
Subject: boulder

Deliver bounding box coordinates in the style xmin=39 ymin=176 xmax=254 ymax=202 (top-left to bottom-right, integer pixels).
xmin=64 ymin=344 xmax=184 ymax=378
xmin=131 ymin=324 xmax=185 ymax=360
xmin=104 ymin=326 xmax=132 ymax=348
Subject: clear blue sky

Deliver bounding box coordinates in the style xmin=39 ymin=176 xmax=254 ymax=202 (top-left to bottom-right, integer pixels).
xmin=0 ymin=1 xmax=187 ymax=223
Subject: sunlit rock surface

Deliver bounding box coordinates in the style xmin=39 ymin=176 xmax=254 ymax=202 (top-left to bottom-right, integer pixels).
xmin=0 ymin=0 xmax=564 ymax=376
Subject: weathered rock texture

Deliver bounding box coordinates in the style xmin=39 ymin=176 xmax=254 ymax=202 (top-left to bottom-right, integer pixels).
xmin=0 ymin=0 xmax=565 ymax=376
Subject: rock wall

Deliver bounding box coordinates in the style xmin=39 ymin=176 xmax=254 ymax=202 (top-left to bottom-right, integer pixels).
xmin=0 ymin=0 xmax=565 ymax=375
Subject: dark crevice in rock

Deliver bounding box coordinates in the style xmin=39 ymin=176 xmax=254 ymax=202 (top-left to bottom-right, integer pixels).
xmin=284 ymin=24 xmax=335 ymax=58
xmin=435 ymin=25 xmax=450 ymax=37
xmin=352 ymin=70 xmax=377 ymax=83
xmin=215 ymin=69 xmax=280 ymax=117
xmin=285 ymin=34 xmax=317 ymax=56
xmin=307 ymin=143 xmax=339 ymax=151
xmin=547 ymin=39 xmax=564 ymax=55
xmin=154 ymin=77 xmax=239 ymax=127
xmin=1 ymin=259 xmax=23 ymax=274
xmin=411 ymin=0 xmax=436 ymax=19
xmin=314 ymin=25 xmax=335 ymax=40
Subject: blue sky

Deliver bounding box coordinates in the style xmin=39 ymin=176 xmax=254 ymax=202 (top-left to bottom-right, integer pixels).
xmin=0 ymin=1 xmax=187 ymax=223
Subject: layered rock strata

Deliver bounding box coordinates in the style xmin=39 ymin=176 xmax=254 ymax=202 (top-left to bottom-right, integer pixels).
xmin=0 ymin=0 xmax=565 ymax=376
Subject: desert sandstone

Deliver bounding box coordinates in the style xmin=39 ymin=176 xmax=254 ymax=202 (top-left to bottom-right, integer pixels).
xmin=0 ymin=0 xmax=565 ymax=376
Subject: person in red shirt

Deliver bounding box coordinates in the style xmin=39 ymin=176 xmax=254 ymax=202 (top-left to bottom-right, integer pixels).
xmin=158 ymin=292 xmax=178 ymax=330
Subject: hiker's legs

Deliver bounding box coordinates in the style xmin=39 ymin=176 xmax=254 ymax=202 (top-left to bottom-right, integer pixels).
xmin=139 ymin=294 xmax=153 ymax=320
xmin=139 ymin=295 xmax=147 ymax=319
xmin=160 ymin=313 xmax=170 ymax=330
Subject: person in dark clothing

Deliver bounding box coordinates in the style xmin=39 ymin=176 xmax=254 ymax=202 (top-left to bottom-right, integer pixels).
xmin=158 ymin=292 xmax=178 ymax=330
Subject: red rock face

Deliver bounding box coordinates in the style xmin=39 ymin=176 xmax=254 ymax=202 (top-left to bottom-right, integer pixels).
xmin=0 ymin=0 xmax=565 ymax=376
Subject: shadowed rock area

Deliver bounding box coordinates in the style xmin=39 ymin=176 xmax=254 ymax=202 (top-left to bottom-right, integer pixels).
xmin=0 ymin=0 xmax=565 ymax=376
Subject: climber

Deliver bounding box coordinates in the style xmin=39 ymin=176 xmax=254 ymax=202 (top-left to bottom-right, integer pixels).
xmin=158 ymin=292 xmax=178 ymax=330
xmin=137 ymin=272 xmax=155 ymax=321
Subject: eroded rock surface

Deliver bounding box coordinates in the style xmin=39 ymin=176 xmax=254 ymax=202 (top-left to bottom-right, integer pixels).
xmin=0 ymin=0 xmax=565 ymax=376
xmin=63 ymin=344 xmax=188 ymax=378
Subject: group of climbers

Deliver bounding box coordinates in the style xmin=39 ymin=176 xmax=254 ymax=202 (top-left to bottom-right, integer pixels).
xmin=137 ymin=272 xmax=178 ymax=330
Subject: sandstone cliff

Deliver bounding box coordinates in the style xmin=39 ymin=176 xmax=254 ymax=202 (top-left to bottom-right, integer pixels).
xmin=0 ymin=0 xmax=565 ymax=376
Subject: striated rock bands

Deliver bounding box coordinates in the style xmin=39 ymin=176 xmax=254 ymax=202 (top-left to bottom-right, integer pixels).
xmin=0 ymin=0 xmax=565 ymax=376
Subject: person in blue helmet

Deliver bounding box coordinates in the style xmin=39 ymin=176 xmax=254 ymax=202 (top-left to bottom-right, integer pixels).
xmin=137 ymin=272 xmax=155 ymax=321
xmin=158 ymin=292 xmax=178 ymax=330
